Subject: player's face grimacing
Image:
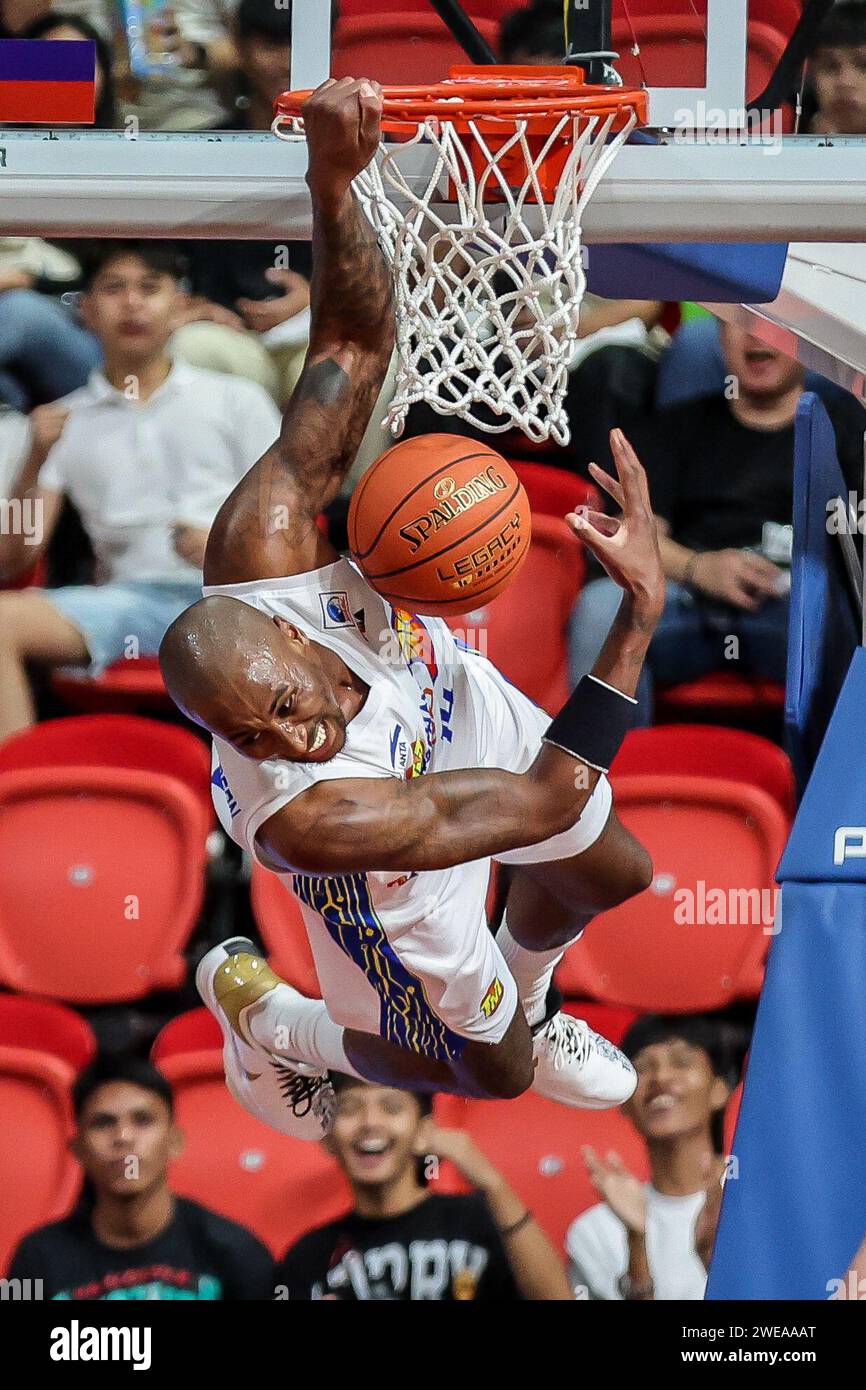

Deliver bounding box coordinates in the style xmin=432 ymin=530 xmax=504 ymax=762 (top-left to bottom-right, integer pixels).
xmin=222 ymin=619 xmax=349 ymax=764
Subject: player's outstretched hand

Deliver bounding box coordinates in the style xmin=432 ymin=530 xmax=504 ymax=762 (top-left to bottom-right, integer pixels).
xmin=303 ymin=76 xmax=384 ymax=199
xmin=566 ymin=429 xmax=665 ymax=623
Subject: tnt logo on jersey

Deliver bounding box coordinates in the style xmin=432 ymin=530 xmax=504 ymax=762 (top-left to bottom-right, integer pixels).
xmin=480 ymin=977 xmax=504 ymax=1019
xmin=407 ymin=736 xmax=430 ymax=779
xmin=320 ymin=591 xmax=355 ymax=629
xmin=390 ymin=608 xmax=438 ymax=687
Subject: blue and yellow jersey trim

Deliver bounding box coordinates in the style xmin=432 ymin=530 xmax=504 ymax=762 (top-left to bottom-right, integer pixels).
xmin=292 ymin=871 xmax=466 ymax=1063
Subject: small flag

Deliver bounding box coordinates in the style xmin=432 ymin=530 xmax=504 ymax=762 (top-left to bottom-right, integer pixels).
xmin=0 ymin=39 xmax=95 ymax=124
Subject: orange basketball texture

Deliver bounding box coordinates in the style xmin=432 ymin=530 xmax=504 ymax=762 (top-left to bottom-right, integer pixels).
xmin=348 ymin=435 xmax=531 ymax=617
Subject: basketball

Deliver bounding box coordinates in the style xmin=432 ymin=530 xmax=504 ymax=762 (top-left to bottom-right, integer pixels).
xmin=347 ymin=435 xmax=532 ymax=617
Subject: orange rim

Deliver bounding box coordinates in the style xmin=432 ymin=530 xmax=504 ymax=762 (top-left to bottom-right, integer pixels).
xmin=275 ymin=65 xmax=647 ymax=135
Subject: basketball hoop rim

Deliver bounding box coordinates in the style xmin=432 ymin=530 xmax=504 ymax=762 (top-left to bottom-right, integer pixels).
xmin=274 ymin=65 xmax=647 ymax=137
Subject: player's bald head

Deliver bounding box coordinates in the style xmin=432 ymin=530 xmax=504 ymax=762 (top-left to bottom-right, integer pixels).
xmin=159 ymin=595 xmax=286 ymax=732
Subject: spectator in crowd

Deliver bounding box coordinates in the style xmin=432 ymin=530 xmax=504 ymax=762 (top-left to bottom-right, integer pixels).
xmin=565 ymin=1015 xmax=735 ymax=1301
xmin=499 ymin=0 xmax=567 ymax=66
xmin=7 ymin=1057 xmax=275 ymax=1299
xmin=570 ymin=326 xmax=866 ymax=723
xmin=808 ymin=0 xmax=866 ymax=135
xmin=0 ymin=240 xmax=280 ymax=738
xmin=23 ymin=11 xmax=118 ymax=126
xmin=173 ymin=0 xmax=331 ymax=404
xmin=276 ymin=1075 xmax=573 ymax=1300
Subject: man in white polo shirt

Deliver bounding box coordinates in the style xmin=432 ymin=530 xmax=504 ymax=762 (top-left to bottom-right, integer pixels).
xmin=0 ymin=242 xmax=281 ymax=739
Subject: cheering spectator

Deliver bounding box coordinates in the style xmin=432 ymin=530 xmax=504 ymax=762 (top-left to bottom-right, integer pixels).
xmin=808 ymin=0 xmax=866 ymax=135
xmin=569 ymin=327 xmax=866 ymax=723
xmin=566 ymin=1015 xmax=735 ymax=1301
xmin=276 ymin=1075 xmax=572 ymax=1301
xmin=7 ymin=1057 xmax=274 ymax=1299
xmin=0 ymin=240 xmax=280 ymax=738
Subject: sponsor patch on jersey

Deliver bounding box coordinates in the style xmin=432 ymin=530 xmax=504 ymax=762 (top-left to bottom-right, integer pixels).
xmin=406 ymin=736 xmax=429 ymax=779
xmin=385 ymin=872 xmax=418 ymax=890
xmin=389 ymin=722 xmax=409 ymax=772
xmin=390 ymin=608 xmax=438 ymax=686
xmin=480 ymin=976 xmax=504 ymax=1019
xmin=320 ymin=591 xmax=355 ymax=629
xmin=211 ymin=764 xmax=240 ymax=820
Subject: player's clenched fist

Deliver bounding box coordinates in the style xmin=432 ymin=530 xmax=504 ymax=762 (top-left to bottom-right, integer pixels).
xmin=303 ymin=76 xmax=384 ymax=198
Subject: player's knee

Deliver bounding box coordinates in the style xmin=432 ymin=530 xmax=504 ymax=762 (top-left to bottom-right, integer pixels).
xmin=621 ymin=841 xmax=654 ymax=902
xmin=481 ymin=1054 xmax=534 ymax=1101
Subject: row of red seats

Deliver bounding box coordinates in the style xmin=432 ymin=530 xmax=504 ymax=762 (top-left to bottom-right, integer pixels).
xmin=0 ymin=713 xmax=791 ymax=1009
xmin=0 ymin=992 xmax=744 ymax=1270
xmin=329 ymin=2 xmax=797 ymax=118
xmin=37 ymin=460 xmax=784 ymax=722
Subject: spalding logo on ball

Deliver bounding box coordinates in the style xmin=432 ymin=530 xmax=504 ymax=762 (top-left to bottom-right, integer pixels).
xmin=348 ymin=434 xmax=531 ymax=617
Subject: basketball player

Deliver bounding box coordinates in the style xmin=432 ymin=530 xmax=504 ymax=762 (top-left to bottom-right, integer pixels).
xmin=160 ymin=77 xmax=665 ymax=1139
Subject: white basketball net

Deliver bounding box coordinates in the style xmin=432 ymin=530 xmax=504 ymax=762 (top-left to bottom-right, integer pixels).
xmin=275 ymin=105 xmax=637 ymax=446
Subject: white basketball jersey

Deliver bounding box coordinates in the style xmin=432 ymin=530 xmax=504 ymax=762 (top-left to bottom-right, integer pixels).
xmin=205 ymin=557 xmax=483 ymax=866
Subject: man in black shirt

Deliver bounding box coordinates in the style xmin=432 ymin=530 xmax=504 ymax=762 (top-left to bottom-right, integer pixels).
xmin=8 ymin=1057 xmax=274 ymax=1300
xmin=276 ymin=1075 xmax=573 ymax=1301
xmin=569 ymin=325 xmax=866 ymax=721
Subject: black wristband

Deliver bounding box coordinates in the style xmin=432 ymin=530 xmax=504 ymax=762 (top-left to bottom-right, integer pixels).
xmin=544 ymin=675 xmax=637 ymax=773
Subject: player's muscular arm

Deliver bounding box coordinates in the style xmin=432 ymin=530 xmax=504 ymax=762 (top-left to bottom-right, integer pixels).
xmin=258 ymin=759 xmax=597 ymax=874
xmin=258 ymin=598 xmax=653 ymax=874
xmin=204 ymin=78 xmax=394 ymax=587
xmin=258 ymin=430 xmax=664 ymax=874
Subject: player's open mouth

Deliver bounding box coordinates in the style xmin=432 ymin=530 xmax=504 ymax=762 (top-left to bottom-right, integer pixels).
xmin=309 ymin=721 xmax=327 ymax=754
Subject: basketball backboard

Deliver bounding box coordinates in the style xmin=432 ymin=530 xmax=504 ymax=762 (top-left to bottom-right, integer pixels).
xmin=0 ymin=0 xmax=864 ymax=396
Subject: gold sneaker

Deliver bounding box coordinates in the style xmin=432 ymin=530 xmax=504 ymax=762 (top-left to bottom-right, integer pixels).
xmin=196 ymin=937 xmax=334 ymax=1140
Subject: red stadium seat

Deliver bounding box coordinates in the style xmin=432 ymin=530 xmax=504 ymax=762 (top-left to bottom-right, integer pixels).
xmin=0 ymin=995 xmax=96 ymax=1072
xmin=51 ymin=655 xmax=172 ymax=715
xmin=332 ymin=12 xmax=500 ymax=84
xmin=655 ymin=673 xmax=786 ymax=722
xmin=446 ymin=512 xmax=586 ymax=711
xmin=150 ymin=1006 xmax=222 ymax=1064
xmin=1 ymin=559 xmax=46 ymax=591
xmin=612 ymin=724 xmax=796 ymax=820
xmin=612 ymin=16 xmax=789 ymax=104
xmin=508 ymin=460 xmax=601 ymax=522
xmin=0 ymin=1046 xmax=80 ymax=1274
xmin=154 ymin=1041 xmax=351 ymax=1255
xmin=434 ymin=1090 xmax=649 ymax=1250
xmin=338 ymin=1 xmax=511 ymax=16
xmin=0 ymin=718 xmax=212 ymax=1002
xmin=0 ymin=714 xmax=211 ymax=800
xmin=556 ymin=774 xmax=790 ymax=1011
xmin=251 ymin=865 xmax=322 ymax=998
xmin=565 ymin=999 xmax=639 ymax=1046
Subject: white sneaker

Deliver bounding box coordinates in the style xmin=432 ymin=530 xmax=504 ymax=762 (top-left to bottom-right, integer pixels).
xmin=195 ymin=937 xmax=334 ymax=1141
xmin=532 ymin=1013 xmax=637 ymax=1110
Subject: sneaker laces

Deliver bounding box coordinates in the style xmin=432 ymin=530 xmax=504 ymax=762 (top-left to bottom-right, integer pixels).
xmin=540 ymin=1014 xmax=591 ymax=1073
xmin=271 ymin=1060 xmax=328 ymax=1119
